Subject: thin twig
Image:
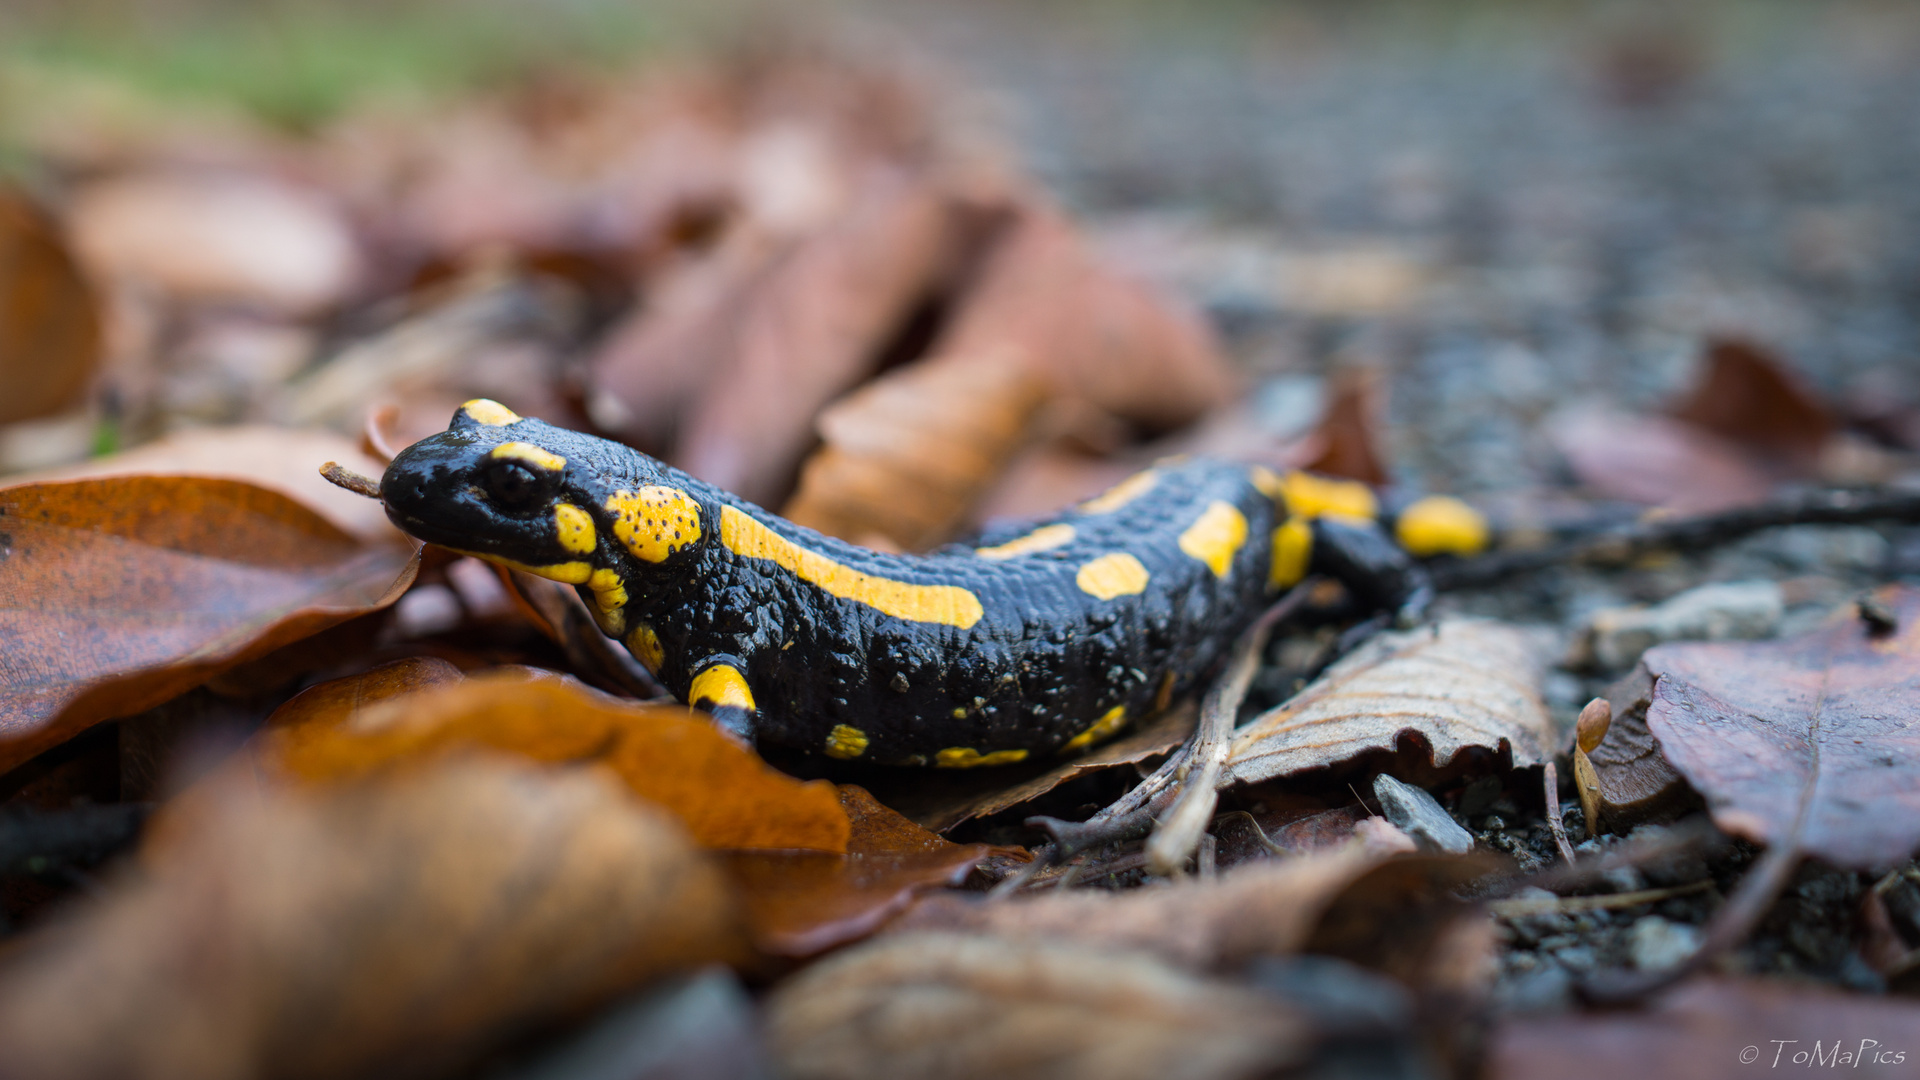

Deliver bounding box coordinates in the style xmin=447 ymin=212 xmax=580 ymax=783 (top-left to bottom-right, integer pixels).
xmin=1543 ymin=761 xmax=1577 ymax=868
xmin=1489 ymin=878 xmax=1713 ymax=918
xmin=319 ymin=461 xmax=382 ymax=499
xmin=1435 ymin=487 xmax=1920 ymax=591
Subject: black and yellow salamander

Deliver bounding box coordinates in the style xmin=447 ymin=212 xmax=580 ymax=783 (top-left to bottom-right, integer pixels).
xmin=378 ymin=400 xmax=1488 ymax=766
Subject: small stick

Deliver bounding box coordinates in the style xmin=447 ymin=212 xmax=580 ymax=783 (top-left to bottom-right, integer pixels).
xmin=1543 ymin=761 xmax=1577 ymax=868
xmin=1489 ymin=878 xmax=1713 ymax=917
xmin=319 ymin=462 xmax=382 ymax=499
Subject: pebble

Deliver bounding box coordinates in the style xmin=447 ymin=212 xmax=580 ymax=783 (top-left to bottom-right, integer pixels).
xmin=1372 ymin=774 xmax=1475 ymax=855
xmin=1577 ymin=580 xmax=1784 ymax=670
xmin=1628 ymin=916 xmax=1701 ymax=972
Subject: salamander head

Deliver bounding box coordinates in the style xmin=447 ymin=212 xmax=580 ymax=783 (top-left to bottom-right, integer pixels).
xmin=380 ymin=400 xmax=707 ymax=592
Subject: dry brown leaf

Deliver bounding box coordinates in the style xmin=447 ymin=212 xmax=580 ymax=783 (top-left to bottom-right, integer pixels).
xmin=16 ymin=425 xmax=399 ymax=542
xmin=1225 ymin=619 xmax=1556 ymax=787
xmin=782 ymin=356 xmax=1052 ymax=549
xmin=247 ymin=668 xmax=850 ymax=852
xmin=0 ymin=477 xmax=419 ymax=774
xmin=1551 ymin=406 xmax=1773 ymax=512
xmin=0 ymin=187 xmax=100 ymax=425
xmin=766 ymin=932 xmax=1309 ymax=1080
xmin=1303 ymin=367 xmax=1391 ymax=486
xmin=1642 ymin=585 xmax=1920 ymax=868
xmin=1573 ymin=666 xmax=1697 ymax=836
xmin=671 ymin=175 xmax=974 ymax=506
xmin=1488 ymin=977 xmax=1920 ymax=1080
xmin=0 ymin=756 xmax=744 ymax=1080
xmin=66 ymin=171 xmax=364 ymax=315
xmin=720 ymin=848 xmax=985 ymax=958
xmin=1672 ymin=338 xmax=1834 ymax=471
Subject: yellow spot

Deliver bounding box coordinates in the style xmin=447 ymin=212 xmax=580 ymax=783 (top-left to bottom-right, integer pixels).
xmin=824 ymin=724 xmax=870 ymax=759
xmin=1270 ymin=518 xmax=1313 ymax=588
xmin=1278 ymin=470 xmax=1377 ymax=521
xmin=1076 ymin=552 xmax=1150 ymax=600
xmin=720 ymin=506 xmax=984 ymax=628
xmin=1395 ymin=495 xmax=1490 ymax=558
xmin=553 ymin=503 xmax=596 ymax=554
xmin=490 ymin=442 xmax=567 ymax=473
xmin=1178 ymin=501 xmax=1248 ymax=578
xmin=935 ymin=747 xmax=1030 ymax=768
xmin=1249 ymin=466 xmax=1285 ymax=501
xmin=950 ymin=706 xmax=968 ymax=720
xmin=448 ymin=547 xmax=592 ymax=584
xmin=606 ymin=487 xmax=703 ymax=563
xmin=1063 ymin=706 xmax=1127 ymax=752
xmin=1078 ymin=470 xmax=1157 ymax=515
xmin=690 ymin=665 xmax=755 ymax=712
xmin=625 ymin=623 xmax=664 ymax=672
xmin=976 ymin=523 xmax=1076 ymax=560
xmin=587 ymin=567 xmax=627 ymax=636
xmin=460 ymin=399 xmax=521 ymax=426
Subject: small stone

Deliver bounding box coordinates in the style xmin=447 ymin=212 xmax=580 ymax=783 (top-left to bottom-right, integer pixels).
xmin=1372 ymin=774 xmax=1474 ymax=855
xmin=1578 ymin=580 xmax=1784 ymax=670
xmin=1551 ymin=945 xmax=1598 ymax=973
xmin=1601 ymin=866 xmax=1647 ymax=894
xmin=1628 ymin=916 xmax=1700 ymax=972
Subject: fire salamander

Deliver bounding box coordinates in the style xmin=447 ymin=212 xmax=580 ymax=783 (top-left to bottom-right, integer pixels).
xmin=378 ymin=400 xmax=1488 ymax=766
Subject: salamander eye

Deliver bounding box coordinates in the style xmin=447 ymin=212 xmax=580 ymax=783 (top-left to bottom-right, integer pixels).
xmin=483 ymin=459 xmax=548 ymax=510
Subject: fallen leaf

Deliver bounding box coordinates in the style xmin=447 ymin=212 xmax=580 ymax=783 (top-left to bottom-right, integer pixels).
xmin=1303 ymin=367 xmax=1390 ymax=486
xmin=1642 ymin=585 xmax=1920 ymax=868
xmin=0 ymin=186 xmax=100 ymax=425
xmin=0 ymin=477 xmax=419 ymax=774
xmin=16 ymin=425 xmax=400 ymax=542
xmin=1573 ymin=667 xmax=1698 ymax=836
xmin=249 ymin=669 xmax=850 ymax=852
xmin=765 ymin=932 xmax=1309 ymax=1080
xmin=0 ymin=756 xmax=745 ymax=1080
xmin=1225 ymin=619 xmax=1556 ymax=787
xmin=839 ymin=784 xmax=972 ymax=855
xmin=66 ymin=170 xmax=364 ymax=315
xmin=672 ymin=175 xmax=973 ymax=507
xmin=1488 ymin=977 xmax=1920 ymax=1080
xmin=1672 ymin=338 xmax=1834 ymax=471
xmin=1551 ymin=405 xmax=1774 ymax=512
xmin=782 ymin=355 xmax=1053 ymax=549
xmin=720 ymin=848 xmax=984 ymax=958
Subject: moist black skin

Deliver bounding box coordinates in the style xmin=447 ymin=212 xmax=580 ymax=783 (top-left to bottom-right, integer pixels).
xmin=382 ymin=404 xmax=1426 ymax=765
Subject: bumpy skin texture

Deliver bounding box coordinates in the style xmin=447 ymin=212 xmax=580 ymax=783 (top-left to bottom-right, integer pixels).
xmin=381 ymin=402 xmax=1423 ymax=766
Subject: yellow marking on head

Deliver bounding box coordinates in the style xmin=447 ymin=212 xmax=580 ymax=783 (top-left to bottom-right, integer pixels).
xmin=624 ymin=623 xmax=664 ymax=672
xmin=1270 ymin=517 xmax=1313 ymax=589
xmin=824 ymin=724 xmax=870 ymax=759
xmin=690 ymin=664 xmax=755 ymax=712
xmin=935 ymin=746 xmax=1030 ymax=768
xmin=1249 ymin=466 xmax=1285 ymax=501
xmin=553 ymin=503 xmax=596 ymax=554
xmin=448 ymin=548 xmax=592 ymax=584
xmin=1062 ymin=705 xmax=1127 ymax=752
xmin=490 ymin=442 xmax=567 ymax=472
xmin=719 ymin=506 xmax=984 ymax=628
xmin=1278 ymin=470 xmax=1377 ymax=521
xmin=1078 ymin=470 xmax=1158 ymax=515
xmin=606 ymin=487 xmax=703 ymax=563
xmin=460 ymin=399 xmax=521 ymax=426
xmin=1076 ymin=552 xmax=1150 ymax=600
xmin=586 ymin=567 xmax=627 ymax=636
xmin=1178 ymin=501 xmax=1249 ymax=578
xmin=1395 ymin=495 xmax=1490 ymax=558
xmin=975 ymin=523 xmax=1076 ymax=560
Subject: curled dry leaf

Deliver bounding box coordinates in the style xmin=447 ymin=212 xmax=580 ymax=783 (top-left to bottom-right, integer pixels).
xmin=0 ymin=477 xmax=419 ymax=774
xmin=766 ymin=932 xmax=1309 ymax=1080
xmin=0 ymin=756 xmax=745 ymax=1080
xmin=782 ymin=355 xmax=1052 ymax=549
xmin=248 ymin=667 xmax=850 ymax=852
xmin=16 ymin=425 xmax=399 ymax=543
xmin=66 ymin=171 xmax=363 ymax=315
xmin=1225 ymin=619 xmax=1556 ymax=787
xmin=1303 ymin=367 xmax=1391 ymax=486
xmin=1488 ymin=977 xmax=1920 ymax=1080
xmin=0 ymin=186 xmax=100 ymax=425
xmin=1642 ymin=584 xmax=1920 ymax=868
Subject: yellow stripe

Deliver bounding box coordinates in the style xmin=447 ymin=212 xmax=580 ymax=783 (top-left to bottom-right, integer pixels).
xmin=719 ymin=506 xmax=983 ymax=629
xmin=690 ymin=664 xmax=755 ymax=711
xmin=976 ymin=523 xmax=1075 ymax=560
xmin=1177 ymin=501 xmax=1248 ymax=578
xmin=554 ymin=503 xmax=596 ymax=554
xmin=935 ymin=746 xmax=1029 ymax=768
xmin=449 ymin=548 xmax=592 ymax=584
xmin=490 ymin=442 xmax=567 ymax=472
xmin=1078 ymin=470 xmax=1157 ymax=514
xmin=1063 ymin=705 xmax=1127 ymax=752
xmin=1076 ymin=552 xmax=1150 ymax=600
xmin=460 ymin=399 xmax=522 ymax=426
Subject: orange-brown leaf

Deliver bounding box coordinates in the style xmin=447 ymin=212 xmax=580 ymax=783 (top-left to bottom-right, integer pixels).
xmin=0 ymin=477 xmax=419 ymax=774
xmin=721 ymin=847 xmax=985 ymax=957
xmin=1672 ymin=338 xmax=1834 ymax=471
xmin=0 ymin=187 xmax=100 ymax=425
xmin=252 ymin=669 xmax=851 ymax=852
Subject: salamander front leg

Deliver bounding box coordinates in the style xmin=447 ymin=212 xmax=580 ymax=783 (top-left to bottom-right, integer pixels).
xmin=688 ymin=658 xmax=759 ymax=744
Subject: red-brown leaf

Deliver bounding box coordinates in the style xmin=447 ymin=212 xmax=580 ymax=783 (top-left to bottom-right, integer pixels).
xmin=0 ymin=187 xmax=100 ymax=425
